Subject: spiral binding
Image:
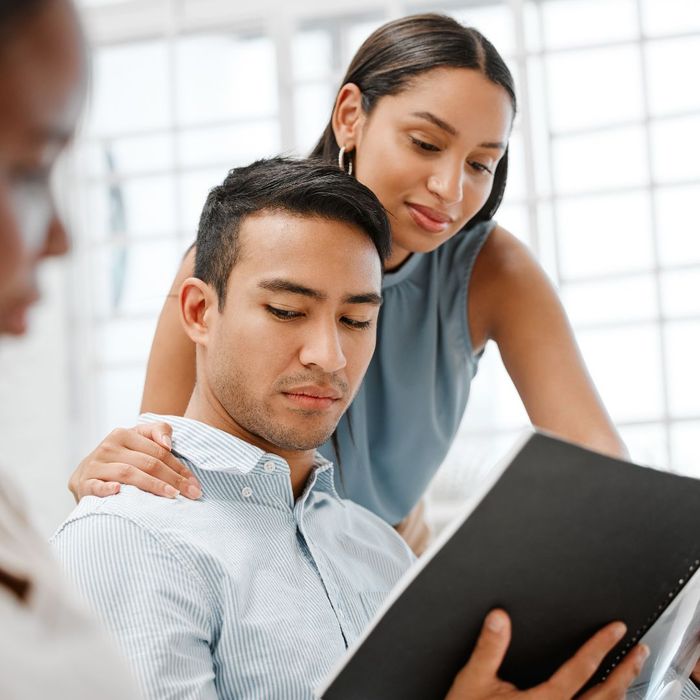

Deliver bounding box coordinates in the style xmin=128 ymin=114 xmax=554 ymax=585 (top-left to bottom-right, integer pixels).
xmin=600 ymin=557 xmax=700 ymax=679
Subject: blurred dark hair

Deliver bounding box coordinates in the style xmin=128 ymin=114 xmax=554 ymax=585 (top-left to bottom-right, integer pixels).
xmin=0 ymin=0 xmax=49 ymax=44
xmin=310 ymin=13 xmax=516 ymax=228
xmin=194 ymin=156 xmax=391 ymax=309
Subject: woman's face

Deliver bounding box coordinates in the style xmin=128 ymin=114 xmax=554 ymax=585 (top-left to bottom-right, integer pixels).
xmin=335 ymin=67 xmax=513 ymax=269
xmin=0 ymin=0 xmax=84 ymax=335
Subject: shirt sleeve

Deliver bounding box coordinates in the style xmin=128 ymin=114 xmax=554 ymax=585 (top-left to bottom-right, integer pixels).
xmin=52 ymin=513 xmax=217 ymax=700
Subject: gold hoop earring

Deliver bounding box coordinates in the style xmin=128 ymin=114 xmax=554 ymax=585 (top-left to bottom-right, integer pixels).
xmin=338 ymin=145 xmax=353 ymax=177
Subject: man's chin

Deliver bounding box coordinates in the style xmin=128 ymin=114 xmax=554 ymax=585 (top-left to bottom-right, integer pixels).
xmin=265 ymin=419 xmax=338 ymax=452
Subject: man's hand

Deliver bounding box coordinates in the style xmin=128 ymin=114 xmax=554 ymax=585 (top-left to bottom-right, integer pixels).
xmin=445 ymin=609 xmax=649 ymax=700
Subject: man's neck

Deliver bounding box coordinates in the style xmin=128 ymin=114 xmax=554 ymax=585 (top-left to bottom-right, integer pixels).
xmin=184 ymin=388 xmax=316 ymax=500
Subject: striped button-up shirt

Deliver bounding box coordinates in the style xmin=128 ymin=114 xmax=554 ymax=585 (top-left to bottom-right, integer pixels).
xmin=52 ymin=414 xmax=414 ymax=699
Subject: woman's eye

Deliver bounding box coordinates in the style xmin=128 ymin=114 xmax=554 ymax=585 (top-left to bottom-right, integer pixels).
xmin=410 ymin=136 xmax=440 ymax=153
xmin=9 ymin=167 xmax=50 ymax=187
xmin=469 ymin=161 xmax=493 ymax=175
xmin=342 ymin=317 xmax=372 ymax=330
xmin=266 ymin=306 xmax=302 ymax=320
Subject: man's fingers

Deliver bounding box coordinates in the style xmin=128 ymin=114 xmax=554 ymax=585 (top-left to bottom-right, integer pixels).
xmin=581 ymin=644 xmax=648 ymax=700
xmin=464 ymin=610 xmax=512 ymax=677
xmin=543 ymin=622 xmax=627 ymax=697
xmin=443 ymin=610 xmax=513 ymax=700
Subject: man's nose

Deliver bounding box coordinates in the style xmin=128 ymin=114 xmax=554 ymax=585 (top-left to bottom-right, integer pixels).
xmin=298 ymin=320 xmax=347 ymax=374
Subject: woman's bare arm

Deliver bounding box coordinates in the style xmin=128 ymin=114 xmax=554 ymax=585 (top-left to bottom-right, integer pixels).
xmin=141 ymin=245 xmax=197 ymax=415
xmin=69 ymin=247 xmax=201 ymax=502
xmin=468 ymin=226 xmax=627 ymax=459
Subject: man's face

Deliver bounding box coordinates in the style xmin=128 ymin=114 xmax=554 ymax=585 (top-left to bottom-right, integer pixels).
xmin=201 ymin=212 xmax=383 ymax=453
xmin=0 ymin=0 xmax=84 ymax=335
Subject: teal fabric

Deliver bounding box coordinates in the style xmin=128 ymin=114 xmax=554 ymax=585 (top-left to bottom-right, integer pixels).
xmin=319 ymin=220 xmax=497 ymax=524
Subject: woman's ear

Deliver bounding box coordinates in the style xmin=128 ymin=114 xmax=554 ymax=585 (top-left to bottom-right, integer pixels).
xmin=332 ymin=82 xmax=365 ymax=150
xmin=179 ymin=277 xmax=216 ymax=346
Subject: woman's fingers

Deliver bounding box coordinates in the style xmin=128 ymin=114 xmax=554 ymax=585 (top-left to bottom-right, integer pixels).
xmin=87 ymin=462 xmax=183 ymax=499
xmin=541 ymin=622 xmax=627 ymax=697
xmin=77 ymin=479 xmax=121 ymax=499
xmin=134 ymin=421 xmax=172 ymax=450
xmin=70 ymin=424 xmax=202 ymax=502
xmin=115 ymin=428 xmax=201 ymax=496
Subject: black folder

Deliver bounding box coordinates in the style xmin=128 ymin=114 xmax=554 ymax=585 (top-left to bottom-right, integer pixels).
xmin=317 ymin=431 xmax=700 ymax=699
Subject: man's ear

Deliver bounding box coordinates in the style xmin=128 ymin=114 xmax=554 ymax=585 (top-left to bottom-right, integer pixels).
xmin=332 ymin=82 xmax=365 ymax=152
xmin=180 ymin=277 xmax=217 ymax=345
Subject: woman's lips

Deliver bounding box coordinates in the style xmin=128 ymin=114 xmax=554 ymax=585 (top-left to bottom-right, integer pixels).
xmin=406 ymin=203 xmax=453 ymax=234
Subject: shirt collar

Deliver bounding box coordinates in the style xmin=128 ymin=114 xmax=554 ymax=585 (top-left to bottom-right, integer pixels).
xmin=139 ymin=413 xmax=340 ymax=500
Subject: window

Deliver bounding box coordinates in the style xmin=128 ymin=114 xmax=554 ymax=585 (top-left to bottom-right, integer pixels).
xmin=73 ymin=0 xmax=700 ymax=528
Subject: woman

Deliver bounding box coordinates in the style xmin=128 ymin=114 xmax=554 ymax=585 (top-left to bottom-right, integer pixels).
xmin=70 ymin=14 xmax=624 ymax=549
xmin=0 ymin=0 xmax=143 ymax=696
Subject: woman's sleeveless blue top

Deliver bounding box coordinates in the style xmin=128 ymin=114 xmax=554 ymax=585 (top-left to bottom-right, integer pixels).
xmin=318 ymin=220 xmax=496 ymax=524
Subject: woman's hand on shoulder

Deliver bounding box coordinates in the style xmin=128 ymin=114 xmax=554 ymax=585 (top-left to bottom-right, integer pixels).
xmin=445 ymin=609 xmax=647 ymax=700
xmin=68 ymin=422 xmax=202 ymax=503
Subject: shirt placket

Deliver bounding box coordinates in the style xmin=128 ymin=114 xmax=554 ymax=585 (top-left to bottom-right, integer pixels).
xmin=293 ymin=483 xmax=357 ymax=646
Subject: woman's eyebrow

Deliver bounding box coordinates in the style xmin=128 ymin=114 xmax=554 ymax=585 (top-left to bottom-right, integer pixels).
xmin=410 ymin=111 xmax=506 ymax=150
xmin=412 ymin=111 xmax=458 ymax=136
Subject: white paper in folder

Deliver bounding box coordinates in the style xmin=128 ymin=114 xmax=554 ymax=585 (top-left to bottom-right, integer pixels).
xmin=627 ymin=567 xmax=700 ymax=700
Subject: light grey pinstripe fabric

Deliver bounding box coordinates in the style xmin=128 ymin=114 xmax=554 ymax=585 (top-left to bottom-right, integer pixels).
xmin=51 ymin=414 xmax=415 ymax=700
xmin=682 ymin=682 xmax=700 ymax=700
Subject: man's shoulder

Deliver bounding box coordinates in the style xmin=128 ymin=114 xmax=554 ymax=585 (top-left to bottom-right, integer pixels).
xmin=52 ymin=486 xmax=196 ymax=542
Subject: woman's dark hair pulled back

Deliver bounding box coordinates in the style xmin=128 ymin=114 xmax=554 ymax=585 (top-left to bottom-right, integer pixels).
xmin=0 ymin=0 xmax=50 ymax=44
xmin=310 ymin=13 xmax=516 ymax=227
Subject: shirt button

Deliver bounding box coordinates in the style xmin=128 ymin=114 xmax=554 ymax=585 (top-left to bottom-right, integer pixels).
xmin=263 ymin=460 xmax=276 ymax=473
xmin=241 ymin=487 xmax=253 ymax=498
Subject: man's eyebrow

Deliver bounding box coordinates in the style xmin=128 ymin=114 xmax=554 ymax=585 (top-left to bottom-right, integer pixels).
xmin=411 ymin=111 xmax=506 ymax=150
xmin=343 ymin=292 xmax=383 ymax=306
xmin=258 ymin=279 xmax=382 ymax=306
xmin=259 ymin=279 xmax=325 ymax=300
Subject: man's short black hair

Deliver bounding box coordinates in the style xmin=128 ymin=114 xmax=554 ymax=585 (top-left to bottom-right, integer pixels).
xmin=194 ymin=157 xmax=391 ymax=308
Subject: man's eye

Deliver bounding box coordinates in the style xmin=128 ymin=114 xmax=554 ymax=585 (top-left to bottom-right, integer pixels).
xmin=266 ymin=306 xmax=303 ymax=320
xmin=410 ymin=137 xmax=440 ymax=153
xmin=342 ymin=317 xmax=372 ymax=330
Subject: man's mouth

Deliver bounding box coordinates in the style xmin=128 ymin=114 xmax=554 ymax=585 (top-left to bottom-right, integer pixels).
xmin=282 ymin=385 xmax=343 ymax=410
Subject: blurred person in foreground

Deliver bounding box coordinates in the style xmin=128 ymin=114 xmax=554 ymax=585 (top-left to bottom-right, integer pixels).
xmin=0 ymin=0 xmax=141 ymax=696
xmin=53 ymin=156 xmax=648 ymax=700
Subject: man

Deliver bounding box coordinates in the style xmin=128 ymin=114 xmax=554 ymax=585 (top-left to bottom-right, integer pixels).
xmin=0 ymin=0 xmax=142 ymax=696
xmin=52 ymin=157 xmax=647 ymax=700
